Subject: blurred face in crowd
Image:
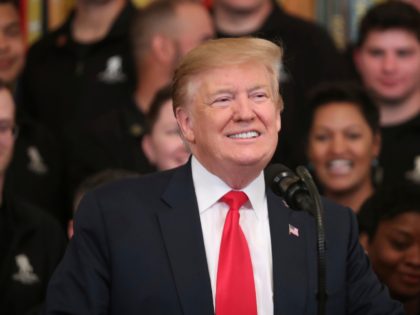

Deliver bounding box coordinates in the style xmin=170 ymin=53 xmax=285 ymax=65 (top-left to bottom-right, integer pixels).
xmin=0 ymin=88 xmax=15 ymax=177
xmin=354 ymin=29 xmax=420 ymax=106
xmin=0 ymin=4 xmax=25 ymax=85
xmin=176 ymin=62 xmax=281 ymax=187
xmin=307 ymin=102 xmax=380 ymax=195
xmin=364 ymin=212 xmax=420 ymax=301
xmin=142 ymin=99 xmax=189 ymax=171
xmin=174 ymin=3 xmax=214 ymax=57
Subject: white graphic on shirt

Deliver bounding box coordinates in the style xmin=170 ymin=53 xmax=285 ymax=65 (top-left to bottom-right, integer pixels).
xmin=406 ymin=155 xmax=420 ymax=183
xmin=98 ymin=55 xmax=126 ymax=83
xmin=12 ymin=254 xmax=39 ymax=285
xmin=27 ymin=146 xmax=48 ymax=174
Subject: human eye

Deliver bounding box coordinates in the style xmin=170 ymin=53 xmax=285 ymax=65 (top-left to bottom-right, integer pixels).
xmin=210 ymin=94 xmax=233 ymax=107
xmin=389 ymin=238 xmax=411 ymax=251
xmin=5 ymin=23 xmax=21 ymax=38
xmin=250 ymin=91 xmax=268 ymax=102
xmin=313 ymin=133 xmax=329 ymax=142
xmin=397 ymin=49 xmax=414 ymax=58
xmin=367 ymin=48 xmax=384 ymax=58
xmin=346 ymin=132 xmax=362 ymax=140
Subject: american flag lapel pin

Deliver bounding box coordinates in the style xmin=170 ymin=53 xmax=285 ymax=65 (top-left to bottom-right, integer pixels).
xmin=289 ymin=224 xmax=299 ymax=237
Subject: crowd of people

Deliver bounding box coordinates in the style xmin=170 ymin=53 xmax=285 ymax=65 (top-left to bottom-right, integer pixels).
xmin=0 ymin=0 xmax=418 ymax=314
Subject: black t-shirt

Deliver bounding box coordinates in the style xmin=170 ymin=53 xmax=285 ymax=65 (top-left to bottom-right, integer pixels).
xmin=19 ymin=2 xmax=137 ymax=139
xmin=65 ymin=98 xmax=155 ymax=195
xmin=380 ymin=113 xmax=420 ymax=185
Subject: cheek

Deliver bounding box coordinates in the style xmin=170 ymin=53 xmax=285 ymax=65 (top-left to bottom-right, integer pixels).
xmin=307 ymin=142 xmax=326 ymax=164
xmin=369 ymin=244 xmax=403 ymax=279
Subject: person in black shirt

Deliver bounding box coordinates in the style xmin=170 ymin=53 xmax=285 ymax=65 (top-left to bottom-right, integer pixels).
xmin=65 ymin=0 xmax=213 ymax=191
xmin=0 ymin=82 xmax=66 ymax=315
xmin=353 ymin=1 xmax=420 ymax=186
xmin=19 ymin=0 xmax=137 ymax=139
xmin=0 ymin=0 xmax=67 ymax=224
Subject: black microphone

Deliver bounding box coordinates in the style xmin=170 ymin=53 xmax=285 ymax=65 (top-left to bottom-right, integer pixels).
xmin=265 ymin=163 xmax=315 ymax=214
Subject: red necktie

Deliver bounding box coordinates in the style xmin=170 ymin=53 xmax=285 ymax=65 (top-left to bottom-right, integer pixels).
xmin=216 ymin=191 xmax=257 ymax=315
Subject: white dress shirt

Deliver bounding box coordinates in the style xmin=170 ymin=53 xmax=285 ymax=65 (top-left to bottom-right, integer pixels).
xmin=191 ymin=157 xmax=274 ymax=315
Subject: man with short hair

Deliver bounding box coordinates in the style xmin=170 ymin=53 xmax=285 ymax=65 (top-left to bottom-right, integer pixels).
xmin=66 ymin=0 xmax=213 ymax=190
xmin=0 ymin=0 xmax=67 ymax=223
xmin=213 ymin=0 xmax=348 ymax=167
xmin=0 ymin=0 xmax=24 ymax=88
xmin=353 ymin=1 xmax=420 ymax=185
xmin=0 ymin=83 xmax=66 ymax=315
xmin=44 ymin=37 xmax=402 ymax=315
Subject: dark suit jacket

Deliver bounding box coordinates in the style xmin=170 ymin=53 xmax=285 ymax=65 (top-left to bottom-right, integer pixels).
xmin=44 ymin=162 xmax=403 ymax=314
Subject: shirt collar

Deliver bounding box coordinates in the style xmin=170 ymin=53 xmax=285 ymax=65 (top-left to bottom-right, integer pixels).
xmin=191 ymin=156 xmax=266 ymax=219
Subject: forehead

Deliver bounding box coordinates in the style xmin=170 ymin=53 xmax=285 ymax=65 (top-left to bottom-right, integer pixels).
xmin=197 ymin=62 xmax=271 ymax=91
xmin=314 ymin=102 xmax=364 ymax=121
xmin=362 ymin=29 xmax=420 ymax=49
xmin=0 ymin=4 xmax=19 ymax=27
xmin=378 ymin=211 xmax=420 ymax=235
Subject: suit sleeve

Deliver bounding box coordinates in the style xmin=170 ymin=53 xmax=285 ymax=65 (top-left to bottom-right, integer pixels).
xmin=43 ymin=191 xmax=111 ymax=315
xmin=345 ymin=209 xmax=404 ymax=315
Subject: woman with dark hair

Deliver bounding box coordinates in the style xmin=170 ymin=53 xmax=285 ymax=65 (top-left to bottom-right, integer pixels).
xmin=358 ymin=182 xmax=420 ymax=315
xmin=305 ymin=82 xmax=381 ymax=212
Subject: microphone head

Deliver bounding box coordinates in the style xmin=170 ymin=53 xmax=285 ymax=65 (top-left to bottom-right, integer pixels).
xmin=265 ymin=163 xmax=300 ymax=198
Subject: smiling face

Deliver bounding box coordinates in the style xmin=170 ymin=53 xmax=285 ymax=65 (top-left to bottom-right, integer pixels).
xmin=354 ymin=29 xmax=420 ymax=106
xmin=0 ymin=4 xmax=25 ymax=85
xmin=0 ymin=88 xmax=15 ymax=178
xmin=142 ymin=100 xmax=190 ymax=171
xmin=366 ymin=212 xmax=420 ymax=301
xmin=307 ymin=102 xmax=380 ymax=195
xmin=176 ymin=62 xmax=281 ymax=188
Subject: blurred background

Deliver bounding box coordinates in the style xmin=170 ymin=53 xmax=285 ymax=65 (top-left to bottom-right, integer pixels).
xmin=20 ymin=0 xmax=391 ymax=49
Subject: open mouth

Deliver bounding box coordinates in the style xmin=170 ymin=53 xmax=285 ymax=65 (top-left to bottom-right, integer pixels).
xmin=327 ymin=159 xmax=353 ymax=175
xmin=228 ymin=131 xmax=260 ymax=139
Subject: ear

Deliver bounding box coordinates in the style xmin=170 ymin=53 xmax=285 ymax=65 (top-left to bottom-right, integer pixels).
xmin=359 ymin=232 xmax=370 ymax=254
xmin=176 ymin=106 xmax=195 ymax=143
xmin=276 ymin=108 xmax=281 ymax=133
xmin=372 ymin=132 xmax=382 ymax=157
xmin=151 ymin=34 xmax=175 ymax=64
xmin=141 ymin=135 xmax=156 ymax=165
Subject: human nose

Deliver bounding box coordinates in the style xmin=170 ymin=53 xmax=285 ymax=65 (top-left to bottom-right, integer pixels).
xmin=232 ymin=95 xmax=255 ymax=121
xmin=0 ymin=33 xmax=9 ymax=53
xmin=406 ymin=244 xmax=420 ymax=267
xmin=329 ymin=135 xmax=346 ymax=155
xmin=381 ymin=53 xmax=397 ymax=73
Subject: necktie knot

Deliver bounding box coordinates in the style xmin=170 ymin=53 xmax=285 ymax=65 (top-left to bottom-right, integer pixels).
xmin=220 ymin=190 xmax=248 ymax=212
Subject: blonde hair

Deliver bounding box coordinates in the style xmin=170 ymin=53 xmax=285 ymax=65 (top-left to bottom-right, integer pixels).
xmin=172 ymin=37 xmax=284 ymax=112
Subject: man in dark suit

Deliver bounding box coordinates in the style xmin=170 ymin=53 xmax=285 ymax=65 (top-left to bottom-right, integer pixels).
xmin=43 ymin=37 xmax=402 ymax=314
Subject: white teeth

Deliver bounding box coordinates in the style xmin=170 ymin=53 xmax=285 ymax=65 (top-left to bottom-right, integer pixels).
xmin=228 ymin=131 xmax=259 ymax=139
xmin=327 ymin=159 xmax=352 ymax=174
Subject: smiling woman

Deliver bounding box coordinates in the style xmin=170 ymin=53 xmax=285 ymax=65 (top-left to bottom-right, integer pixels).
xmin=358 ymin=182 xmax=420 ymax=315
xmin=305 ymin=82 xmax=381 ymax=212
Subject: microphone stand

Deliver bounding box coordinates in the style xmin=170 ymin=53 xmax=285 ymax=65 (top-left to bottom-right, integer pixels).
xmin=296 ymin=166 xmax=327 ymax=315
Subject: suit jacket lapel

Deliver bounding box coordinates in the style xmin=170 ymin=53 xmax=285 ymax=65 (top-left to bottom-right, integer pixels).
xmin=268 ymin=190 xmax=309 ymax=315
xmin=158 ymin=163 xmax=214 ymax=315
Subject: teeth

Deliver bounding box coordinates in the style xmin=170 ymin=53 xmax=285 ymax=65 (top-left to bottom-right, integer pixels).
xmin=229 ymin=131 xmax=259 ymax=139
xmin=327 ymin=159 xmax=352 ymax=174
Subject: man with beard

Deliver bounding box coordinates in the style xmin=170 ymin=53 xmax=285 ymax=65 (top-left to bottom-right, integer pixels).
xmin=212 ymin=0 xmax=349 ymax=168
xmin=353 ymin=1 xmax=420 ymax=186
xmin=66 ymin=0 xmax=214 ymax=192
